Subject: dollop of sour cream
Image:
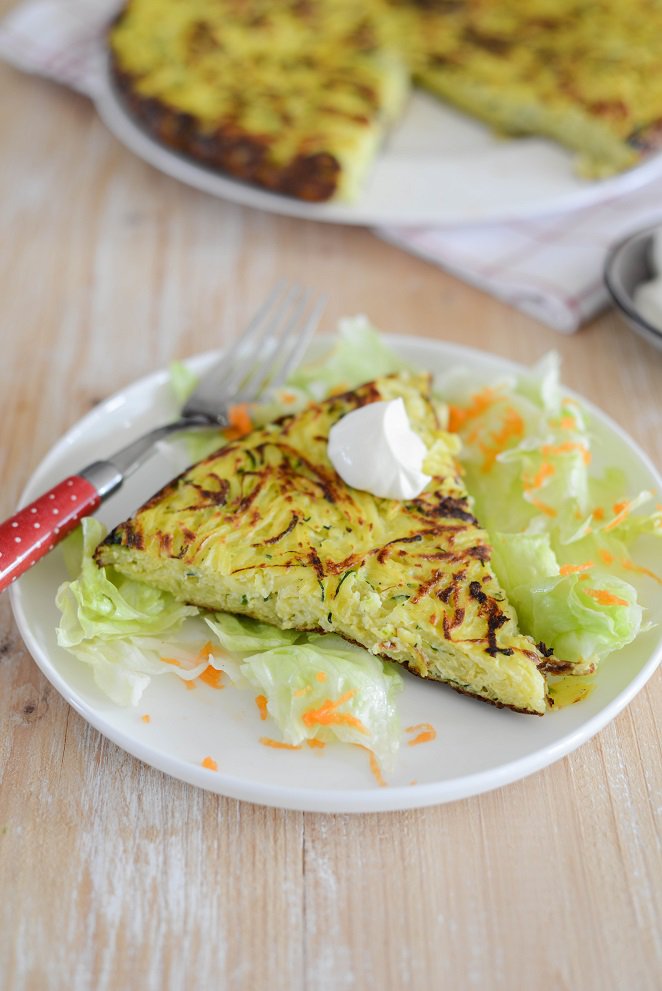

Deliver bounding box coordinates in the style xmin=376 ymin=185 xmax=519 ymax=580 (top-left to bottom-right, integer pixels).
xmin=633 ymin=229 xmax=662 ymax=332
xmin=327 ymin=398 xmax=431 ymax=500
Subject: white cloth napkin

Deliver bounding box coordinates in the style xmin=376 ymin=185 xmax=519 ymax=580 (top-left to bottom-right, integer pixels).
xmin=377 ymin=190 xmax=662 ymax=333
xmin=3 ymin=0 xmax=662 ymax=334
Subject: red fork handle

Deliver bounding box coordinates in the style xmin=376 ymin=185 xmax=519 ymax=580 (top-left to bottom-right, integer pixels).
xmin=0 ymin=476 xmax=101 ymax=593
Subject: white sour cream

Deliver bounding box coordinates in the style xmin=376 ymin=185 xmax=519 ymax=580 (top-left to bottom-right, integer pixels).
xmin=327 ymin=398 xmax=431 ymax=500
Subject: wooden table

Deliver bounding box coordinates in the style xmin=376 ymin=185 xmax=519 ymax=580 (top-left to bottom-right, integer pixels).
xmin=1 ymin=49 xmax=660 ymax=991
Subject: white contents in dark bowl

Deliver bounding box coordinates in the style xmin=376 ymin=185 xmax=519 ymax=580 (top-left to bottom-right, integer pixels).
xmin=633 ymin=230 xmax=662 ymax=332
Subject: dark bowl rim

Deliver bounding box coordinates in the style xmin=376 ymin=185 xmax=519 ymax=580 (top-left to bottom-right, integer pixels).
xmin=603 ymin=222 xmax=662 ymax=341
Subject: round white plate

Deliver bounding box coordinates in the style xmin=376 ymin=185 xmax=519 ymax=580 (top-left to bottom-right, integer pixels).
xmin=94 ymin=66 xmax=662 ymax=227
xmin=10 ymin=336 xmax=662 ymax=812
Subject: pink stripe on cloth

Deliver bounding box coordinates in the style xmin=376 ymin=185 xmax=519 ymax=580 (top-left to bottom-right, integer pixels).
xmin=378 ymin=183 xmax=662 ymax=333
xmin=2 ymin=0 xmax=662 ymax=333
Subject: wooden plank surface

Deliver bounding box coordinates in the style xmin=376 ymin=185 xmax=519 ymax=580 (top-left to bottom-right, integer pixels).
xmin=0 ymin=54 xmax=660 ymax=991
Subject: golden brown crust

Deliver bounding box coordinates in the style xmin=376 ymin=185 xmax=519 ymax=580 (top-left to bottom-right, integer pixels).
xmin=434 ymin=677 xmax=545 ymax=716
xmin=110 ymin=57 xmax=343 ymax=202
xmin=629 ymin=118 xmax=662 ymax=156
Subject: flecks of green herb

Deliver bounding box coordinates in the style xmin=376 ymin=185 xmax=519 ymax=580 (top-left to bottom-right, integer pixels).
xmin=334 ymin=569 xmax=354 ymax=597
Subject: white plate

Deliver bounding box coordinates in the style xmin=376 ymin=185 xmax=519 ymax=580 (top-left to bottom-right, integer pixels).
xmin=94 ymin=65 xmax=662 ymax=226
xmin=10 ymin=336 xmax=662 ymax=812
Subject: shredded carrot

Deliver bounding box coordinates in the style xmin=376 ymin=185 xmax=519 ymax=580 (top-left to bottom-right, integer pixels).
xmin=225 ymin=403 xmax=253 ymax=440
xmin=354 ymin=745 xmax=386 ymax=787
xmin=193 ymin=641 xmax=224 ymax=688
xmin=524 ymin=461 xmax=555 ymax=491
xmin=604 ymin=500 xmax=632 ymax=531
xmin=302 ymin=691 xmax=368 ymax=734
xmin=184 ymin=680 xmax=196 ymax=691
xmin=447 ymin=406 xmax=465 ymax=433
xmin=559 ymin=561 xmax=594 ymax=576
xmin=559 ymin=415 xmax=576 ymax=430
xmin=592 ymin=506 xmax=605 ymax=521
xmin=448 ymin=386 xmax=499 ymax=433
xmin=599 ymin=549 xmax=615 ymax=565
xmin=224 ymin=426 xmax=244 ymax=441
xmin=259 ymin=737 xmax=301 ymax=750
xmin=141 ymin=714 xmax=151 ymax=724
xmin=584 ymin=588 xmax=630 ymax=607
xmin=405 ymin=722 xmax=437 ymax=746
xmin=163 ymin=640 xmax=219 ymax=681
xmin=480 ymin=407 xmax=525 ymax=472
xmin=306 ymin=738 xmax=326 ymax=749
xmin=621 ymin=558 xmax=662 ymax=586
xmin=199 ymin=665 xmax=224 ymax=689
xmin=212 ymin=642 xmax=226 ymax=659
xmin=293 ymin=685 xmax=312 ymax=698
xmin=367 ymin=751 xmax=386 ymax=786
xmin=315 ymin=671 xmax=327 ymax=683
xmin=201 ymin=756 xmax=218 ymax=771
xmin=255 ymin=694 xmax=268 ymax=720
xmin=281 ymin=391 xmax=297 ymax=405
xmin=541 ymin=441 xmax=591 ymax=465
xmin=528 ymin=496 xmax=557 ymax=518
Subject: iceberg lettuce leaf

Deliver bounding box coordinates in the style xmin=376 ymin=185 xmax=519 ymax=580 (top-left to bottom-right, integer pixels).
xmin=206 ymin=614 xmax=403 ymax=768
xmin=446 ymin=355 xmax=658 ymax=668
xmin=56 ymin=518 xmax=198 ymax=647
xmin=288 ymin=316 xmax=409 ymax=399
xmin=56 ymin=518 xmax=206 ymax=704
xmin=490 ymin=532 xmax=643 ymax=668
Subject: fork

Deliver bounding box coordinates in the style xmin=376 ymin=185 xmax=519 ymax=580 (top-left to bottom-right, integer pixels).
xmin=0 ymin=282 xmax=325 ymax=593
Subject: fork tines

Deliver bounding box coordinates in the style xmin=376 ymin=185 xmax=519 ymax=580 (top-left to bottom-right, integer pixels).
xmin=211 ymin=281 xmax=325 ymax=403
